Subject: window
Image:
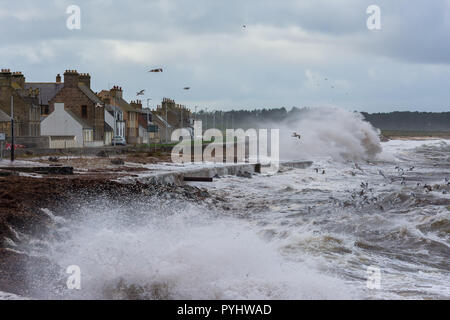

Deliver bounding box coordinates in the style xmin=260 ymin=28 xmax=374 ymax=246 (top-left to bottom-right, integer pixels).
xmin=82 ymin=105 xmax=87 ymax=118
xmin=41 ymin=106 xmax=49 ymax=115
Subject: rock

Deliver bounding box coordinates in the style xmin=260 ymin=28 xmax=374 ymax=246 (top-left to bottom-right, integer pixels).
xmin=379 ymin=135 xmax=390 ymax=142
xmin=0 ymin=170 xmax=13 ymax=177
xmin=237 ymin=171 xmax=252 ymax=178
xmin=97 ymin=150 xmax=109 ymax=158
xmin=111 ymin=158 xmax=125 ymax=165
xmin=48 ymin=156 xmax=59 ymax=162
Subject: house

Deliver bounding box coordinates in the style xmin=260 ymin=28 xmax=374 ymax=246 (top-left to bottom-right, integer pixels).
xmin=137 ymin=107 xmax=154 ymax=144
xmin=151 ymin=112 xmax=173 ymax=142
xmin=105 ymin=104 xmax=125 ymax=140
xmin=0 ymin=108 xmax=11 ymax=136
xmin=0 ymin=69 xmax=41 ymax=138
xmin=48 ymin=70 xmax=105 ymax=146
xmin=155 ymin=98 xmax=193 ymax=129
xmin=25 ymin=74 xmax=64 ymax=116
xmin=41 ymin=102 xmax=93 ymax=148
xmin=98 ymin=87 xmax=140 ymax=144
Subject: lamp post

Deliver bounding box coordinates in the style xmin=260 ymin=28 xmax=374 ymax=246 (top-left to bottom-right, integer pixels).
xmin=165 ymin=103 xmax=168 ymax=143
xmin=10 ymin=95 xmax=14 ymax=162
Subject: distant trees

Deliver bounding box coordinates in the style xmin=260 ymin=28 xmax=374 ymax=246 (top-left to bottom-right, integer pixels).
xmin=195 ymin=108 xmax=450 ymax=131
xmin=361 ymin=111 xmax=450 ymax=131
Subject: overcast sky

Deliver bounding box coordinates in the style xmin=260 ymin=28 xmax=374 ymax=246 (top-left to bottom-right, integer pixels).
xmin=1 ymin=0 xmax=449 ymax=112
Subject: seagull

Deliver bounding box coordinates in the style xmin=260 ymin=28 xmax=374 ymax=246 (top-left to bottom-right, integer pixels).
xmin=136 ymin=89 xmax=145 ymax=96
xmin=148 ymin=68 xmax=163 ymax=73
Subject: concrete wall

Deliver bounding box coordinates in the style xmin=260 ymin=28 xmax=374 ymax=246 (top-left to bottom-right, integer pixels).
xmin=5 ymin=136 xmax=50 ymax=148
xmin=41 ymin=103 xmax=83 ymax=147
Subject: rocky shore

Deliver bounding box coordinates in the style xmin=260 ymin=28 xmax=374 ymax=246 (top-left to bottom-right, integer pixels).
xmin=0 ymin=174 xmax=212 ymax=298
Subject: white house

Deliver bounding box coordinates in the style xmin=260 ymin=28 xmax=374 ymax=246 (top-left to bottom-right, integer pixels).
xmin=41 ymin=102 xmax=94 ymax=148
xmin=105 ymin=105 xmax=125 ymax=140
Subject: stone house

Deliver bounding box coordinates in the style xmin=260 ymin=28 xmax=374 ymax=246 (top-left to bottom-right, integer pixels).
xmin=98 ymin=87 xmax=140 ymax=144
xmin=0 ymin=108 xmax=11 ymax=135
xmin=0 ymin=69 xmax=41 ymax=138
xmin=151 ymin=112 xmax=173 ymax=142
xmin=25 ymin=74 xmax=64 ymax=116
xmin=105 ymin=104 xmax=125 ymax=140
xmin=155 ymin=98 xmax=192 ymax=129
xmin=41 ymin=102 xmax=93 ymax=148
xmin=48 ymin=70 xmax=105 ymax=144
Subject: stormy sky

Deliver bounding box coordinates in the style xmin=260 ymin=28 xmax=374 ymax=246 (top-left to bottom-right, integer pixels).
xmin=1 ymin=0 xmax=449 ymax=112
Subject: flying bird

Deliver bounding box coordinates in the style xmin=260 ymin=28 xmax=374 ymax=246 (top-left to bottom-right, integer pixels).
xmin=136 ymin=89 xmax=145 ymax=96
xmin=243 ymin=25 xmax=246 ymax=28
xmin=148 ymin=68 xmax=163 ymax=73
xmin=183 ymin=87 xmax=190 ymax=90
xmin=292 ymin=132 xmax=301 ymax=140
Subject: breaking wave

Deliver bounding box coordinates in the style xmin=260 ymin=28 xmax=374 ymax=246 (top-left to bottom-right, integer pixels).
xmin=23 ymin=199 xmax=357 ymax=300
xmin=277 ymin=107 xmax=382 ymax=161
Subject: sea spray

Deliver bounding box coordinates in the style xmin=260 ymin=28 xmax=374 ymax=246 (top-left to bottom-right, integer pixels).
xmin=23 ymin=198 xmax=356 ymax=300
xmin=268 ymin=107 xmax=382 ymax=161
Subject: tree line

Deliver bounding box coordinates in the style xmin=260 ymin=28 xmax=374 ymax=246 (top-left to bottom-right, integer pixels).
xmin=195 ymin=107 xmax=450 ymax=131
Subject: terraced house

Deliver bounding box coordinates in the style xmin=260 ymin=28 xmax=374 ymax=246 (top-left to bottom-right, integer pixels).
xmin=0 ymin=69 xmax=41 ymax=140
xmin=155 ymin=97 xmax=192 ymax=129
xmin=98 ymin=86 xmax=140 ymax=144
xmin=46 ymin=70 xmax=107 ymax=146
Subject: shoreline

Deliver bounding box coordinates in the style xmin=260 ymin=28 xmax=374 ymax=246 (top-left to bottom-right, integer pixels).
xmin=0 ymin=174 xmax=216 ymax=298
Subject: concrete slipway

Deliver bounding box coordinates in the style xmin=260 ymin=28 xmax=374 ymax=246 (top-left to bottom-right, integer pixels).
xmin=116 ymin=161 xmax=313 ymax=185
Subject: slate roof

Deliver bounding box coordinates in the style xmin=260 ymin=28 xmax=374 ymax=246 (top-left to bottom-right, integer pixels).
xmin=24 ymin=82 xmax=64 ymax=106
xmin=105 ymin=104 xmax=123 ymax=117
xmin=153 ymin=113 xmax=172 ymax=128
xmin=78 ymin=84 xmax=103 ymax=105
xmin=0 ymin=108 xmax=11 ymax=122
xmin=116 ymin=97 xmax=137 ymax=112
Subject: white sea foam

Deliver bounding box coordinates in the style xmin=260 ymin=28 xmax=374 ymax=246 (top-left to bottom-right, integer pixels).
xmin=29 ymin=202 xmax=357 ymax=300
xmin=271 ymin=107 xmax=382 ymax=162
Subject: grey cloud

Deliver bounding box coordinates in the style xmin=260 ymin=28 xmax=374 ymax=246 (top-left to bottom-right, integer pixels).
xmin=1 ymin=0 xmax=449 ymax=112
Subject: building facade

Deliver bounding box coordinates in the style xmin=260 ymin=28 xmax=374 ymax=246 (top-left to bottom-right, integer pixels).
xmin=48 ymin=70 xmax=105 ymax=143
xmin=0 ymin=69 xmax=41 ymax=138
xmin=98 ymin=87 xmax=140 ymax=144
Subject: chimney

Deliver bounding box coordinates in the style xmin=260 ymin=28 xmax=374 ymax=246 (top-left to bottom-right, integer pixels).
xmin=79 ymin=73 xmax=91 ymax=88
xmin=0 ymin=69 xmax=12 ymax=87
xmin=110 ymin=86 xmax=123 ymax=99
xmin=63 ymin=70 xmax=79 ymax=88
xmin=56 ymin=74 xmax=62 ymax=83
xmin=11 ymin=71 xmax=25 ymax=89
xmin=130 ymin=100 xmax=142 ymax=109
